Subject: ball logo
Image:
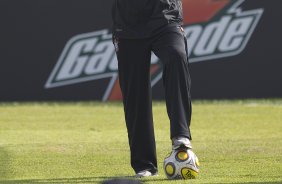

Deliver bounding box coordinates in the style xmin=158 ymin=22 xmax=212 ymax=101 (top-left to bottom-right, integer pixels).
xmin=181 ymin=168 xmax=198 ymax=179
xmin=45 ymin=0 xmax=264 ymax=101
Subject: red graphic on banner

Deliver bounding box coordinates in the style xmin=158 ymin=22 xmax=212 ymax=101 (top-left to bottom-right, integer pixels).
xmin=183 ymin=0 xmax=230 ymax=25
xmin=108 ymin=65 xmax=160 ymax=101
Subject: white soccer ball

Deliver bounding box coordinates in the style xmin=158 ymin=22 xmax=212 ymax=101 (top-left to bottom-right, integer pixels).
xmin=163 ymin=149 xmax=200 ymax=179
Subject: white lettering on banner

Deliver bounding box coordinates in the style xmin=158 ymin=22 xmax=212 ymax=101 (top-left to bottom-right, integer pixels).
xmin=185 ymin=16 xmax=255 ymax=57
xmin=45 ymin=0 xmax=264 ymax=101
xmin=56 ymin=38 xmax=98 ymax=80
xmin=84 ymin=41 xmax=114 ymax=75
xmin=194 ymin=16 xmax=231 ymax=56
xmin=219 ymin=17 xmax=253 ymax=52
xmin=185 ymin=25 xmax=202 ymax=56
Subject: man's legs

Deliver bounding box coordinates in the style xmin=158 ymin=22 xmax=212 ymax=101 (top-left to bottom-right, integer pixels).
xmin=152 ymin=26 xmax=192 ymax=142
xmin=114 ymin=37 xmax=158 ymax=174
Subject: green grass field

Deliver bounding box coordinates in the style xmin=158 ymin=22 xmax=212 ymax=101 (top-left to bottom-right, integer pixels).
xmin=0 ymin=100 xmax=282 ymax=184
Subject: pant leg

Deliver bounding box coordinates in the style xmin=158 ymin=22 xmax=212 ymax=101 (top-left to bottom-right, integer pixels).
xmin=152 ymin=26 xmax=192 ymax=140
xmin=114 ymin=36 xmax=158 ymax=174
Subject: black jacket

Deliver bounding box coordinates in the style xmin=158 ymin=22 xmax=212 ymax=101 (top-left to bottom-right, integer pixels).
xmin=112 ymin=0 xmax=183 ymax=38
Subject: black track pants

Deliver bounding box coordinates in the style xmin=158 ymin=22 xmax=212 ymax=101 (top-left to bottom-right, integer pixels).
xmin=114 ymin=26 xmax=192 ymax=174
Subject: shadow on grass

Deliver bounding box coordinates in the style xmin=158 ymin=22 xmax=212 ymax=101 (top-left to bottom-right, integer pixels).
xmin=1 ymin=176 xmax=282 ymax=184
xmin=0 ymin=147 xmax=10 ymax=180
xmin=0 ymin=176 xmax=139 ymax=184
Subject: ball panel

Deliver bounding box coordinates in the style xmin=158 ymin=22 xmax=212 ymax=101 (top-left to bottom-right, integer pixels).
xmin=164 ymin=162 xmax=175 ymax=176
xmin=175 ymin=150 xmax=189 ymax=162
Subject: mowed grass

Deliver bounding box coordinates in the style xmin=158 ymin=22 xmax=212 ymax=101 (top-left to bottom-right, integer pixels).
xmin=0 ymin=100 xmax=281 ymax=184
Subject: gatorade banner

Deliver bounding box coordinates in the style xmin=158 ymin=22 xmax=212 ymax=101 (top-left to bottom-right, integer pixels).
xmin=0 ymin=0 xmax=281 ymax=101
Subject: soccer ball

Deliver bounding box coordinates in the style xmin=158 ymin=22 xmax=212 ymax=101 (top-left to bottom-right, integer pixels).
xmin=163 ymin=149 xmax=200 ymax=179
